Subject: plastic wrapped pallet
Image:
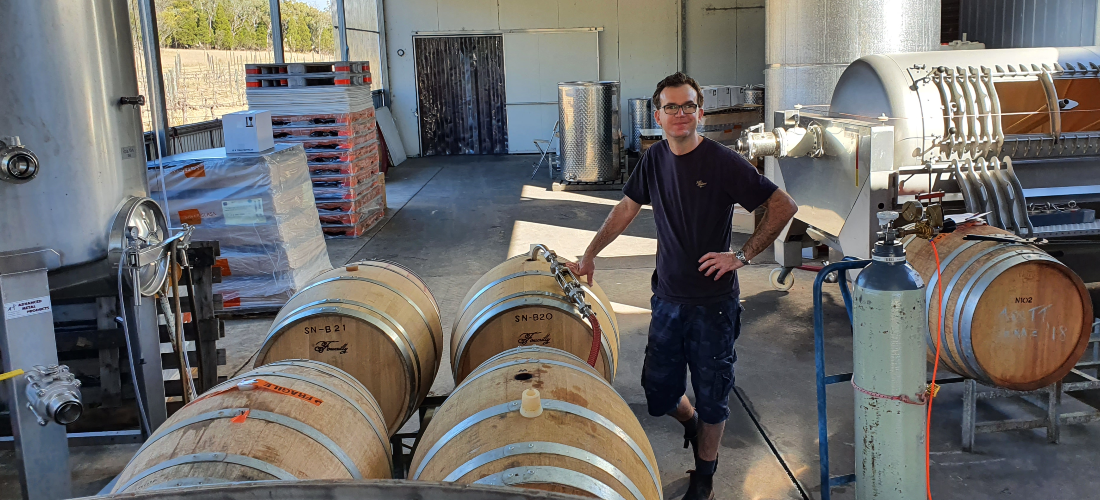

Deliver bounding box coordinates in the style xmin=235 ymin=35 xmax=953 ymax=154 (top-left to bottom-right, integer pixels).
xmin=148 ymin=144 xmax=332 ymax=313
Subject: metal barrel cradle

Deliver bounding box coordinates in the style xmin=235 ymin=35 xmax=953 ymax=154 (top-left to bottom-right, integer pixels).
xmin=812 ymin=258 xmax=870 ymax=500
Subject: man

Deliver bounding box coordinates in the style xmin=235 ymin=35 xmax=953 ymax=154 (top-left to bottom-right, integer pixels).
xmin=567 ymin=73 xmax=798 ymax=500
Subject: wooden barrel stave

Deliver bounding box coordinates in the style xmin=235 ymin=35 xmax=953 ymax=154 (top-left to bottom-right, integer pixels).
xmin=112 ymin=361 xmax=390 ymax=493
xmin=411 ymin=347 xmax=660 ymax=500
xmin=906 ymin=223 xmax=1093 ymax=390
xmin=257 ymin=261 xmax=442 ymax=433
xmin=451 ymin=254 xmax=620 ymax=384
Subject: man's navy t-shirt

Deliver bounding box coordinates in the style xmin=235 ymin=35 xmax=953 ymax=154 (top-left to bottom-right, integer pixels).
xmin=623 ymin=138 xmax=778 ymax=305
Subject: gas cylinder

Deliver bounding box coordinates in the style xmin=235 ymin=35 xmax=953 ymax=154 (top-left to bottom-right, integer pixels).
xmin=852 ymin=211 xmax=927 ymax=500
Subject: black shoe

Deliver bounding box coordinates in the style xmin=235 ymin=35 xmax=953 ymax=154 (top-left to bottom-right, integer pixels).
xmin=681 ymin=412 xmax=700 ymax=456
xmin=682 ymin=469 xmax=715 ymax=500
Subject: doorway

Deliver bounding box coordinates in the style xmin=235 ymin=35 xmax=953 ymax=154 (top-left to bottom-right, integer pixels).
xmin=414 ymin=36 xmax=508 ymax=155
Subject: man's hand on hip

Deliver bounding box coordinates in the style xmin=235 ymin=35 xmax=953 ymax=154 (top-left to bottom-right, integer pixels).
xmin=698 ymin=252 xmax=744 ymax=281
xmin=566 ymin=257 xmax=595 ymax=285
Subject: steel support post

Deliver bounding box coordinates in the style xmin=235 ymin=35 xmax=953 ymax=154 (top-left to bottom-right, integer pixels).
xmin=270 ymin=0 xmax=285 ymax=63
xmin=124 ymin=290 xmax=167 ymax=434
xmin=962 ymin=379 xmax=976 ymax=452
xmin=335 ymin=0 xmax=349 ymax=61
xmin=0 ymin=250 xmax=71 ymax=500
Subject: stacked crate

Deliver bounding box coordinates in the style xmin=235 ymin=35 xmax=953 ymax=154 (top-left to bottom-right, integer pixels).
xmin=246 ymin=61 xmax=385 ymax=238
xmin=148 ymin=144 xmax=333 ymax=313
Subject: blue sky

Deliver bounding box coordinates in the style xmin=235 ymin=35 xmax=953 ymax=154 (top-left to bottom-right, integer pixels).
xmin=298 ymin=0 xmax=331 ymax=10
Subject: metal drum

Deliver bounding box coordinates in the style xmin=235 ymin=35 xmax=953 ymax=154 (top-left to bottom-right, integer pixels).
xmin=627 ymin=97 xmax=654 ymax=152
xmin=740 ymin=85 xmax=765 ymax=105
xmin=558 ymin=82 xmax=621 ymax=182
xmin=0 ymin=0 xmax=152 ymax=273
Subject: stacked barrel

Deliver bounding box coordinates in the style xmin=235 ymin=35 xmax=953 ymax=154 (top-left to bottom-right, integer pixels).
xmin=414 ymin=245 xmax=662 ymax=499
xmin=112 ymin=246 xmax=661 ymax=498
xmin=111 ymin=261 xmax=442 ymax=493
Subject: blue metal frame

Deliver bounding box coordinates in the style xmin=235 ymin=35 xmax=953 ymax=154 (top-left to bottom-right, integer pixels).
xmin=813 ymin=258 xmax=871 ymax=500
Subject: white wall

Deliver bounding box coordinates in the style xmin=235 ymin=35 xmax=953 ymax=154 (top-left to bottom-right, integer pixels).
xmin=684 ymin=0 xmax=765 ymax=87
xmin=382 ymin=0 xmax=682 ymax=156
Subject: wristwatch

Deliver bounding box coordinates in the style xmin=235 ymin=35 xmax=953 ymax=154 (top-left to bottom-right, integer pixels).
xmin=734 ymin=250 xmax=750 ymax=265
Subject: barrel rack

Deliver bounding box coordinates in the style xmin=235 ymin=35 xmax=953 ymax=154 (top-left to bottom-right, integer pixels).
xmin=954 ymin=319 xmax=1100 ymax=451
xmin=0 ymin=241 xmax=225 ymax=447
xmin=389 ymin=394 xmax=448 ymax=478
xmin=814 ymin=260 xmax=1100 ymax=500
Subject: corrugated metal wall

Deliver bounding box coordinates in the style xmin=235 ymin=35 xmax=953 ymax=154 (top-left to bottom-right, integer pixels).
xmin=414 ymin=36 xmax=508 ymax=156
xmin=960 ymin=0 xmax=1097 ymax=48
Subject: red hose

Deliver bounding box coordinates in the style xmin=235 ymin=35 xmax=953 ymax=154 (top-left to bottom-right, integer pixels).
xmin=587 ymin=313 xmax=601 ymax=367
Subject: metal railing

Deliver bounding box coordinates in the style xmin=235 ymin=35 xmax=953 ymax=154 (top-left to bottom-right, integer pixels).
xmin=143 ymin=119 xmax=224 ymax=161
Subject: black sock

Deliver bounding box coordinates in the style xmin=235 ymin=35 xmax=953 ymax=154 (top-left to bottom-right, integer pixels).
xmin=694 ymin=455 xmax=718 ymax=475
xmin=679 ymin=411 xmax=699 ymax=438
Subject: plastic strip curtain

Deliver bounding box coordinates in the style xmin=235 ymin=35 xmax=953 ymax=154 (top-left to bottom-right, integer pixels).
xmin=414 ymin=36 xmax=507 ymax=155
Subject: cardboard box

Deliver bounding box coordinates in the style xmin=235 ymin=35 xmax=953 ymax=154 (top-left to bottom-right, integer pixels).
xmin=717 ymin=86 xmax=733 ymax=108
xmin=700 ymin=86 xmax=721 ymax=111
xmin=223 ymin=110 xmax=274 ymax=154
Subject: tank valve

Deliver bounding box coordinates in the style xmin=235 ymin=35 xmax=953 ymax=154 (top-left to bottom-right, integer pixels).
xmin=520 ymin=388 xmax=543 ymax=418
xmin=24 ymin=365 xmax=83 ymax=426
xmin=0 ymin=136 xmax=40 ymax=183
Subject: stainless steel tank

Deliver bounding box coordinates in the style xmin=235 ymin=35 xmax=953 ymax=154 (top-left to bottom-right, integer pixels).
xmin=558 ymin=82 xmax=621 ymax=182
xmin=628 ymin=97 xmax=654 ymax=152
xmin=0 ymin=0 xmax=151 ymax=272
xmin=764 ymin=0 xmax=940 ymax=123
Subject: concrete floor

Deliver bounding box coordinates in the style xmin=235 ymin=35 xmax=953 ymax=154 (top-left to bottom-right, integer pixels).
xmin=5 ymin=154 xmax=1100 ymax=499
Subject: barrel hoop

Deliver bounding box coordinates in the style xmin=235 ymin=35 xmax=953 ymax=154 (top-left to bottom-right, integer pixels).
xmin=958 ymin=251 xmax=1061 ymax=379
xmin=260 ymin=360 xmax=386 ymax=419
xmin=922 ymin=239 xmax=983 ymax=356
xmin=947 ymin=248 xmax=1034 ymax=376
xmin=144 ymin=477 xmax=233 ymax=491
xmin=357 ymin=260 xmax=440 ymax=312
xmin=412 ymin=399 xmax=660 ymax=496
xmin=240 ymin=372 xmax=390 ymax=451
xmin=453 ymin=270 xmax=620 ymax=353
xmin=473 ymin=466 xmax=627 ymax=500
xmin=452 ymin=291 xmax=615 ymax=383
xmin=452 ymin=270 xmax=556 ymax=332
xmin=262 ymin=300 xmax=420 ymax=423
xmin=295 ymin=275 xmax=440 ymax=361
xmin=117 ymin=453 xmax=296 ymax=493
xmin=444 ymin=441 xmax=648 ymax=500
xmin=122 ymin=407 xmax=366 ymax=480
xmin=938 ymin=243 xmax=1025 ymax=378
xmin=478 ymin=345 xmax=585 ymax=367
xmin=454 ymin=358 xmax=628 ymax=410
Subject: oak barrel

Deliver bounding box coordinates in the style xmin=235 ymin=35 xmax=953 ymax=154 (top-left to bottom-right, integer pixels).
xmin=111 ymin=360 xmax=390 ymax=493
xmin=256 ymin=261 xmax=443 ymax=433
xmin=451 ymin=253 xmax=620 ymax=384
xmin=905 ymin=222 xmax=1093 ymax=390
xmin=410 ymin=346 xmax=661 ymax=500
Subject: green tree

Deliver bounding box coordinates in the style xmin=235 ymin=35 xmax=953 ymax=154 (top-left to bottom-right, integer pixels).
xmin=285 ymin=15 xmax=312 ymax=52
xmin=194 ymin=7 xmax=214 ymax=47
xmin=212 ymin=2 xmax=233 ymax=49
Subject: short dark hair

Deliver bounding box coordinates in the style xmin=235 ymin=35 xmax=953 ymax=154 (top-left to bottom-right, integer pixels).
xmin=652 ymin=72 xmax=703 ymax=109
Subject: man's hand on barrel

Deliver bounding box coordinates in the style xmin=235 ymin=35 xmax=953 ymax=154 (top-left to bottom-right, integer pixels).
xmin=566 ymin=256 xmax=595 ymax=285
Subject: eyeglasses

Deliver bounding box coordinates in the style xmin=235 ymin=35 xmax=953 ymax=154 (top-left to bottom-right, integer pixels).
xmin=661 ymin=103 xmax=699 ymax=115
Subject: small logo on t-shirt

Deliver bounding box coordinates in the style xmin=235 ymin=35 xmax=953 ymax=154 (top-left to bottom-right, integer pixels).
xmin=696 ymin=180 xmax=707 ymax=188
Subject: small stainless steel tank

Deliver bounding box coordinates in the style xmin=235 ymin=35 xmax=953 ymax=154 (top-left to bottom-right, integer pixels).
xmin=627 ymin=97 xmax=654 ymax=152
xmin=0 ymin=0 xmax=152 ymax=273
xmin=558 ymin=82 xmax=621 ymax=182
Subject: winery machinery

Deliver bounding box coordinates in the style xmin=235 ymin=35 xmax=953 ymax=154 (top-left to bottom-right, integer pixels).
xmin=0 ymin=2 xmax=184 ymax=499
xmin=738 ymin=46 xmax=1100 ymax=288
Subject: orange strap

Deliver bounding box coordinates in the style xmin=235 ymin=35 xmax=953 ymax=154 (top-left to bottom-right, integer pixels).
xmin=192 ymin=378 xmax=324 ymax=407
